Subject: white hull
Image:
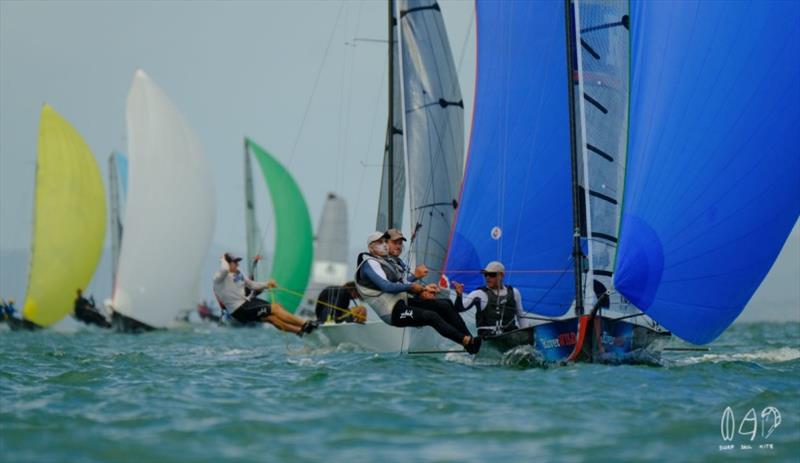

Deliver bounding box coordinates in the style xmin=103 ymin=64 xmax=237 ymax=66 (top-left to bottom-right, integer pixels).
xmin=304 ymin=321 xmax=462 ymax=354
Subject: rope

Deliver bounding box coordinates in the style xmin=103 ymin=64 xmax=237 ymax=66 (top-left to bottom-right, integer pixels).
xmin=273 ymin=286 xmax=364 ymax=322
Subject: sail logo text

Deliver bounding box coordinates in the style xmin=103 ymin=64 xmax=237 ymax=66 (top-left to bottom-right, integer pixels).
xmin=719 ymin=406 xmax=781 ymax=452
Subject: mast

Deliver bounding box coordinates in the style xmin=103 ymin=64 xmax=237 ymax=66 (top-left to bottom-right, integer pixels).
xmin=243 ymin=139 xmax=257 ymax=277
xmin=564 ymin=0 xmax=585 ymax=316
xmin=386 ymin=0 xmax=395 ymax=228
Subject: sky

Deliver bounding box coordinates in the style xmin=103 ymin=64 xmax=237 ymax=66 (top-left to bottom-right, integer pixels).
xmin=0 ymin=0 xmax=797 ymax=322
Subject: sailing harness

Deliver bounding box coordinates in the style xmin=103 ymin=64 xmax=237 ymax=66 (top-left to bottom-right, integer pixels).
xmin=354 ymin=253 xmax=406 ymax=324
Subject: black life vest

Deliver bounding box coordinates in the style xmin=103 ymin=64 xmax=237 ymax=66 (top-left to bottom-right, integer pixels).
xmin=475 ymin=285 xmax=519 ymax=333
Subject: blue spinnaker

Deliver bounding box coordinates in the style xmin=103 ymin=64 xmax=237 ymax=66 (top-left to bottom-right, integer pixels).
xmin=445 ymin=0 xmax=574 ymax=316
xmin=615 ymin=0 xmax=800 ymax=344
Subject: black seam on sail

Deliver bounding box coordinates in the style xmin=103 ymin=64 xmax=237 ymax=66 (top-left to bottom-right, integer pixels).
xmin=414 ymin=201 xmax=456 ymax=210
xmin=580 ymin=15 xmax=629 ymax=34
xmin=589 ymin=190 xmax=618 ymax=205
xmin=591 ymin=232 xmax=618 ymax=243
xmin=593 ymin=269 xmax=614 ymax=277
xmin=583 ymin=93 xmax=608 ymax=114
xmin=586 ymin=143 xmax=613 ymax=162
xmin=400 ymin=3 xmax=440 ymax=18
xmin=392 ymin=126 xmax=403 ymax=135
xmin=580 ymin=39 xmax=600 ymax=60
xmin=407 ymin=99 xmax=463 ymax=112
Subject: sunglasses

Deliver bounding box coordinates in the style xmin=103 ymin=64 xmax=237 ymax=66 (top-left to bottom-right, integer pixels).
xmin=483 ymin=272 xmax=498 ymax=278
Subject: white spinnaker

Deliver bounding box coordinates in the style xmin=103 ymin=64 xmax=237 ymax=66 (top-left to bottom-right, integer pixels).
xmin=113 ymin=70 xmax=216 ymax=327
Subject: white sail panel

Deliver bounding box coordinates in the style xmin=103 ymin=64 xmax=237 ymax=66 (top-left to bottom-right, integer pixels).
xmin=397 ymin=0 xmax=464 ymax=283
xmin=113 ymin=70 xmax=216 ymax=328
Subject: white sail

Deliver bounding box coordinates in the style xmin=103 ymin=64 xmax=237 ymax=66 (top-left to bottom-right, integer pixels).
xmin=572 ymin=0 xmax=632 ymax=313
xmin=299 ymin=193 xmax=349 ymax=315
xmin=108 ymin=151 xmax=128 ymax=292
xmin=397 ymin=0 xmax=465 ymax=284
xmin=113 ymin=70 xmax=216 ymax=328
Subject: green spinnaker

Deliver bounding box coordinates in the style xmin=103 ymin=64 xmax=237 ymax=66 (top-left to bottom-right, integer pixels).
xmin=246 ymin=138 xmax=313 ymax=313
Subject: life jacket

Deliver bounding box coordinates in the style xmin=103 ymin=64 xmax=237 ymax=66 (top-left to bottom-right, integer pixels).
xmin=475 ymin=285 xmax=519 ymax=334
xmin=354 ymin=252 xmax=406 ymax=323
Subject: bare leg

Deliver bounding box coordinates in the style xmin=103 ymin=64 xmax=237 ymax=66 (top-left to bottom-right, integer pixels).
xmin=265 ymin=314 xmax=301 ymax=334
xmin=270 ymin=303 xmax=307 ymax=329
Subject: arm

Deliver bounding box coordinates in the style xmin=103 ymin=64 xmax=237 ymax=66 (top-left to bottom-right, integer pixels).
xmin=515 ymin=288 xmax=531 ymax=328
xmin=461 ymin=290 xmax=485 ymax=312
xmin=245 ymin=278 xmax=269 ymax=291
xmin=363 ymin=261 xmax=414 ymax=294
xmin=212 ymin=257 xmax=229 ymax=284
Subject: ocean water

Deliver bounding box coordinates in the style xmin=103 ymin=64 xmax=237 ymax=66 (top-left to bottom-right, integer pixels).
xmin=1 ymin=320 xmax=798 ymax=463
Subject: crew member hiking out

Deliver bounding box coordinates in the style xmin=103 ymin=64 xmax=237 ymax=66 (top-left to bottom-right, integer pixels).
xmin=355 ymin=231 xmax=481 ymax=354
xmin=213 ymin=253 xmax=318 ymax=335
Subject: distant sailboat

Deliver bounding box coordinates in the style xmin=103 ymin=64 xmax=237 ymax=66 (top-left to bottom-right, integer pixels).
xmin=243 ymin=138 xmax=313 ymax=313
xmin=446 ymin=0 xmax=799 ymax=362
xmin=9 ymin=105 xmax=106 ymax=330
xmin=108 ymin=151 xmax=128 ymax=292
xmin=111 ymin=70 xmax=216 ymax=331
xmin=296 ymin=193 xmax=349 ymax=318
xmin=309 ymin=0 xmax=466 ymax=353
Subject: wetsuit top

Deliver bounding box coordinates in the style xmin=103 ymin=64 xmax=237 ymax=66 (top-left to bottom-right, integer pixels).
xmin=213 ymin=258 xmax=270 ymax=312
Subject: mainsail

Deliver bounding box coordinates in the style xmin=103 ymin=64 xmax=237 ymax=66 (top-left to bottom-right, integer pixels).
xmin=396 ymin=0 xmax=464 ymax=284
xmin=113 ymin=70 xmax=216 ymax=328
xmin=570 ymin=0 xmax=630 ymax=310
xmin=614 ymin=0 xmax=800 ymax=344
xmin=108 ymin=151 xmax=128 ymax=292
xmin=445 ymin=0 xmax=575 ymax=317
xmin=376 ymin=0 xmax=405 ymax=232
xmin=245 ymin=138 xmax=313 ymax=313
xmin=22 ymin=105 xmax=106 ymax=327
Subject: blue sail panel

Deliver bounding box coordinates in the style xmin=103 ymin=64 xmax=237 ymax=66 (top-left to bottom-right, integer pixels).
xmin=445 ymin=0 xmax=574 ymax=316
xmin=615 ymin=0 xmax=800 ymax=344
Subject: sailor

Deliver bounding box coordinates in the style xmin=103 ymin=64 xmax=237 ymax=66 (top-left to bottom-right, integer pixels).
xmin=315 ymin=281 xmax=366 ymax=324
xmin=385 ymin=228 xmax=428 ymax=283
xmin=356 ymin=231 xmax=481 ymax=354
xmin=73 ymin=289 xmax=111 ymax=328
xmin=5 ymin=299 xmax=17 ymax=318
xmin=213 ymin=253 xmax=317 ymax=335
xmin=456 ymin=261 xmax=531 ymax=337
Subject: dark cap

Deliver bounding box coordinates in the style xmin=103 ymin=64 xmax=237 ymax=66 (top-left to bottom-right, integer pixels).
xmin=224 ymin=253 xmax=243 ymax=263
xmin=386 ymin=228 xmax=406 ymax=241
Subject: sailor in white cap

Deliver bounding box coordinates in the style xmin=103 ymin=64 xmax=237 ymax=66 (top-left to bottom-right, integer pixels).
xmin=355 ymin=232 xmax=481 ymax=354
xmin=454 ymin=261 xmax=531 ymax=337
xmin=213 ymin=252 xmax=317 ymax=335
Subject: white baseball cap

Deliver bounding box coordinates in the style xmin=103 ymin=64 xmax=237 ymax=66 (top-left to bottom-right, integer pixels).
xmin=366 ymin=231 xmax=390 ymax=246
xmin=481 ymin=261 xmax=505 ymax=273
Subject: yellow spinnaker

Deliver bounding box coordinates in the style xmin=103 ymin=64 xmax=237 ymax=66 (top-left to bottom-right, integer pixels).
xmin=22 ymin=105 xmax=106 ymax=327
